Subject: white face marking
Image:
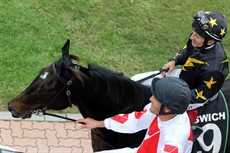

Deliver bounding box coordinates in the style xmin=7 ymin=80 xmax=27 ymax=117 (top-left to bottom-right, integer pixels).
xmin=40 ymin=72 xmax=49 ymax=79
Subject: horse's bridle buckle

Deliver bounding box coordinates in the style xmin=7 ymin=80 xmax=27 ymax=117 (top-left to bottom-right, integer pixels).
xmin=31 ymin=108 xmax=46 ymax=116
xmin=66 ymin=90 xmax=71 ymax=96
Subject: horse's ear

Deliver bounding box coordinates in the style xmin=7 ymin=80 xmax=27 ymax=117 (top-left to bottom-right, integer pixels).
xmin=62 ymin=39 xmax=70 ymax=60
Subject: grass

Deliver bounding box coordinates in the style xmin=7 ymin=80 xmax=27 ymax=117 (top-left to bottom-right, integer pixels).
xmin=0 ymin=0 xmax=230 ymax=112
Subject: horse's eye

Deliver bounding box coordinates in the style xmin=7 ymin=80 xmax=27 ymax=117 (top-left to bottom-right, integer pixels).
xmin=43 ymin=79 xmax=57 ymax=90
xmin=46 ymin=80 xmax=54 ymax=86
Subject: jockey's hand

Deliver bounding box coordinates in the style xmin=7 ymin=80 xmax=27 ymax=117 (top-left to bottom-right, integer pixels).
xmin=161 ymin=61 xmax=176 ymax=76
xmin=76 ymin=118 xmax=105 ymax=129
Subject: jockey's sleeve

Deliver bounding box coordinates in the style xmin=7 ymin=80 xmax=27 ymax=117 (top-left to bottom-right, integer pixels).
xmin=189 ymin=70 xmax=225 ymax=104
xmin=169 ymin=48 xmax=189 ymax=65
xmin=169 ymin=39 xmax=192 ymax=65
xmin=104 ymin=103 xmax=156 ymax=133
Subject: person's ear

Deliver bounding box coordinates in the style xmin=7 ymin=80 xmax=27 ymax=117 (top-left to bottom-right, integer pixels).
xmin=163 ymin=107 xmax=171 ymax=113
xmin=207 ymin=40 xmax=216 ymax=46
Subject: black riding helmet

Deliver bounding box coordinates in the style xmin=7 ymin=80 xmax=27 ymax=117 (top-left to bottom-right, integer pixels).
xmin=151 ymin=77 xmax=191 ymax=115
xmin=192 ymin=11 xmax=227 ymax=42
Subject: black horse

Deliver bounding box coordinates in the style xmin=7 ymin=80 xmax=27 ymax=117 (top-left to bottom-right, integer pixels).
xmin=8 ymin=40 xmax=230 ymax=152
xmin=8 ymin=39 xmax=151 ymax=151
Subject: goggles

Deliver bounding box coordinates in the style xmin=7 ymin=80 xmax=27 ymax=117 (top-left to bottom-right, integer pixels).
xmin=194 ymin=11 xmax=211 ymax=31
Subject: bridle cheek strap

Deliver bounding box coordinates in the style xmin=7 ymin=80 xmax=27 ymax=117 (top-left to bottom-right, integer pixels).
xmin=52 ymin=63 xmax=73 ymax=108
xmin=42 ymin=62 xmax=80 ymax=110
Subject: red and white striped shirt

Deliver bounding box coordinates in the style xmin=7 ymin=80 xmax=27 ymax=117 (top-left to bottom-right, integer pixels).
xmin=104 ymin=103 xmax=193 ymax=153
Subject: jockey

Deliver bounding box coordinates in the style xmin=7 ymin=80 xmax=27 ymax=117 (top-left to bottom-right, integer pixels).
xmin=76 ymin=77 xmax=193 ymax=153
xmin=161 ymin=10 xmax=229 ymax=123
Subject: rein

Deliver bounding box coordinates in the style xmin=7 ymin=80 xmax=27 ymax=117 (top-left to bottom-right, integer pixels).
xmin=32 ymin=61 xmax=82 ymax=122
xmin=135 ymin=68 xmax=169 ymax=83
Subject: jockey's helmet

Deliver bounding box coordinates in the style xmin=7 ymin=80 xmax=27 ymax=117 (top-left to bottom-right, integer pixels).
xmin=192 ymin=10 xmax=227 ymax=41
xmin=151 ymin=77 xmax=191 ymax=115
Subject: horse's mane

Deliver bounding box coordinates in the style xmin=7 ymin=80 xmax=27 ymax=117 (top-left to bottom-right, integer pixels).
xmin=88 ymin=64 xmax=125 ymax=79
xmin=86 ymin=64 xmax=150 ymax=111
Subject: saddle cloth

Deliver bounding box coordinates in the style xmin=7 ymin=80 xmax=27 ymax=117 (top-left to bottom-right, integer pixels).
xmin=192 ymin=91 xmax=228 ymax=153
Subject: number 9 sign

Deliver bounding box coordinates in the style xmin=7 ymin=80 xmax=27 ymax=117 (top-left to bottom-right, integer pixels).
xmin=197 ymin=123 xmax=221 ymax=153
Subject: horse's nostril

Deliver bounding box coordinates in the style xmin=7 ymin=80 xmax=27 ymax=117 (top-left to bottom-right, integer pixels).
xmin=9 ymin=109 xmax=18 ymax=117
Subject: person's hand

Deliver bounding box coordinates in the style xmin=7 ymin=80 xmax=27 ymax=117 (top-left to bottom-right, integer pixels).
xmin=161 ymin=61 xmax=176 ymax=76
xmin=76 ymin=118 xmax=105 ymax=129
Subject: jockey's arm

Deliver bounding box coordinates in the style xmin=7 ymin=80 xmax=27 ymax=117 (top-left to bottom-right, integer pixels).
xmin=104 ymin=103 xmax=155 ymax=133
xmin=188 ymin=71 xmax=225 ymax=110
xmin=76 ymin=103 xmax=155 ymax=133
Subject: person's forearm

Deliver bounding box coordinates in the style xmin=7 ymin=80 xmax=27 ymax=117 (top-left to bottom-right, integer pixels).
xmin=76 ymin=118 xmax=106 ymax=129
xmin=96 ymin=120 xmax=105 ymax=128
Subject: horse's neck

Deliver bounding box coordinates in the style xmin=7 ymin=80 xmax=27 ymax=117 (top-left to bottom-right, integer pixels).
xmin=77 ymin=80 xmax=150 ymax=119
xmin=71 ymin=66 xmax=151 ymax=119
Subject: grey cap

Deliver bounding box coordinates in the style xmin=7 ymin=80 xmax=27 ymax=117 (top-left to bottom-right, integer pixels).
xmin=151 ymin=77 xmax=191 ymax=114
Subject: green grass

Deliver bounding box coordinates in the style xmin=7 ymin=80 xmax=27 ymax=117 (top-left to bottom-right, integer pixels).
xmin=1 ymin=0 xmax=230 ymax=112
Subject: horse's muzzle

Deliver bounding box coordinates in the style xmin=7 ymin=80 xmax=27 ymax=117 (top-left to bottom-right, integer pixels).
xmin=8 ymin=104 xmax=19 ymax=118
xmin=8 ymin=100 xmax=32 ymax=119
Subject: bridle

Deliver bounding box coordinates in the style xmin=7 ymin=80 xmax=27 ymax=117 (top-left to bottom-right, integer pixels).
xmin=31 ymin=60 xmax=81 ymax=122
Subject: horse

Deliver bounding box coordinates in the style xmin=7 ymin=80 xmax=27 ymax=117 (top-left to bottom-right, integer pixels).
xmin=8 ymin=39 xmax=230 ymax=152
xmin=7 ymin=39 xmax=151 ymax=151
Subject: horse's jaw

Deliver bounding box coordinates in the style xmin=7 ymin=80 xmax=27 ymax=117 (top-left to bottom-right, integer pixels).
xmin=19 ymin=112 xmax=33 ymax=119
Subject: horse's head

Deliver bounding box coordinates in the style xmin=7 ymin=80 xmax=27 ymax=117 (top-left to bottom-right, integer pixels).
xmin=8 ymin=39 xmax=80 ymax=119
